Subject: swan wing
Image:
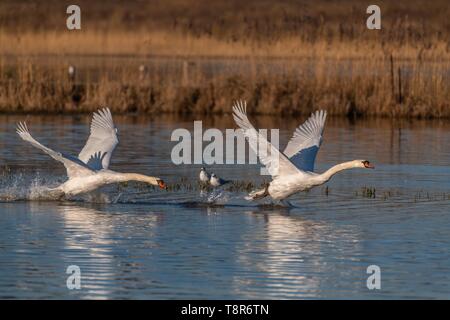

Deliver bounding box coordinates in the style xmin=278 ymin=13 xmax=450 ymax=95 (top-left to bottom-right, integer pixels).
xmin=283 ymin=110 xmax=327 ymax=172
xmin=232 ymin=101 xmax=301 ymax=178
xmin=16 ymin=122 xmax=94 ymax=178
xmin=78 ymin=108 xmax=119 ymax=170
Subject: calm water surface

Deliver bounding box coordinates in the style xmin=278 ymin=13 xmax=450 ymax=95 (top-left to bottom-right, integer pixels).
xmin=0 ymin=114 xmax=449 ymax=299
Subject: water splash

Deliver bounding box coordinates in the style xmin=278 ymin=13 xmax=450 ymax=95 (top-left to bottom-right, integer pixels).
xmin=0 ymin=171 xmax=24 ymax=201
xmin=0 ymin=169 xmax=63 ymax=201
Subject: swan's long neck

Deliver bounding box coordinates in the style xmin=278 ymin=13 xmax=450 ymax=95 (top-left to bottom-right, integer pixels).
xmin=316 ymin=160 xmax=363 ymax=184
xmin=112 ymin=172 xmax=160 ymax=185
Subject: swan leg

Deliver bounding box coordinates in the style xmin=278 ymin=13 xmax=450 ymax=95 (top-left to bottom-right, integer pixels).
xmin=112 ymin=192 xmax=123 ymax=204
xmin=245 ymin=185 xmax=269 ymax=201
xmin=280 ymin=199 xmax=294 ymax=207
xmin=45 ymin=186 xmax=65 ymax=200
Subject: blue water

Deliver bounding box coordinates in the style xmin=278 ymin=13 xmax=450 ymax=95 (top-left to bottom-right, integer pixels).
xmin=0 ymin=114 xmax=449 ymax=299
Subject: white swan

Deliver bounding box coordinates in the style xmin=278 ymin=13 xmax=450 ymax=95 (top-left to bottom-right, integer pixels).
xmin=16 ymin=108 xmax=166 ymax=198
xmin=232 ymin=101 xmax=374 ymax=201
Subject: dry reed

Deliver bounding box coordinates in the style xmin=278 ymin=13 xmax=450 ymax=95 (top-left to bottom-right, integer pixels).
xmin=0 ymin=0 xmax=449 ymax=117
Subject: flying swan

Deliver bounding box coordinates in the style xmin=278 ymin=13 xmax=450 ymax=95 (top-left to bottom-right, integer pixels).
xmin=16 ymin=108 xmax=166 ymax=198
xmin=232 ymin=101 xmax=374 ymax=201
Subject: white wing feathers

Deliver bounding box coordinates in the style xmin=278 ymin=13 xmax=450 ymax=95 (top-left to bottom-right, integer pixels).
xmin=232 ymin=101 xmax=300 ymax=178
xmin=78 ymin=108 xmax=118 ymax=170
xmin=16 ymin=122 xmax=94 ymax=178
xmin=16 ymin=108 xmax=118 ymax=178
xmin=283 ymin=110 xmax=327 ymax=172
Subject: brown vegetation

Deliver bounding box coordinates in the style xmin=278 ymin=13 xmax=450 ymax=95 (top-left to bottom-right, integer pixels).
xmin=0 ymin=0 xmax=449 ymax=117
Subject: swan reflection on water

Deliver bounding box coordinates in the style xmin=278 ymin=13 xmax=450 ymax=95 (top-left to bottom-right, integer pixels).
xmin=223 ymin=207 xmax=364 ymax=299
xmin=29 ymin=202 xmax=364 ymax=299
xmin=191 ymin=204 xmax=364 ymax=299
xmin=28 ymin=202 xmax=164 ymax=299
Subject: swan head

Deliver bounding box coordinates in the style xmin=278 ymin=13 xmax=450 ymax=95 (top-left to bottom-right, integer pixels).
xmin=139 ymin=174 xmax=167 ymax=189
xmin=361 ymin=160 xmax=375 ymax=169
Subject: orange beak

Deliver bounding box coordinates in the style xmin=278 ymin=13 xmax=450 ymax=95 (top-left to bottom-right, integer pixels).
xmin=158 ymin=180 xmax=167 ymax=190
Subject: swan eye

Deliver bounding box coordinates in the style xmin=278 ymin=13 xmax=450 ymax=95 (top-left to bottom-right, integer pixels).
xmin=362 ymin=161 xmax=374 ymax=169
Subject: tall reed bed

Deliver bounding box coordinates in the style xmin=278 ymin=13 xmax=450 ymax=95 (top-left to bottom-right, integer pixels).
xmin=0 ymin=0 xmax=449 ymax=117
xmin=0 ymin=54 xmax=448 ymax=117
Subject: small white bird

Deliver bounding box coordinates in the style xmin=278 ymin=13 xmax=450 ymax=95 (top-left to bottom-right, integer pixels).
xmin=68 ymin=65 xmax=76 ymax=80
xmin=232 ymin=100 xmax=374 ymax=201
xmin=210 ymin=173 xmax=230 ymax=187
xmin=199 ymin=167 xmax=211 ymax=183
xmin=16 ymin=108 xmax=166 ymax=198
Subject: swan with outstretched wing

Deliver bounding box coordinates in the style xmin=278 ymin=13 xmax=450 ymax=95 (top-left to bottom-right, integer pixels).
xmin=232 ymin=101 xmax=374 ymax=201
xmin=16 ymin=108 xmax=166 ymax=198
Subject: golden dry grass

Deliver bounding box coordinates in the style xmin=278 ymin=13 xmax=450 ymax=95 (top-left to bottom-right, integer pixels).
xmin=1 ymin=55 xmax=448 ymax=118
xmin=0 ymin=0 xmax=449 ymax=117
xmin=2 ymin=29 xmax=449 ymax=60
xmin=1 ymin=0 xmax=449 ymax=59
